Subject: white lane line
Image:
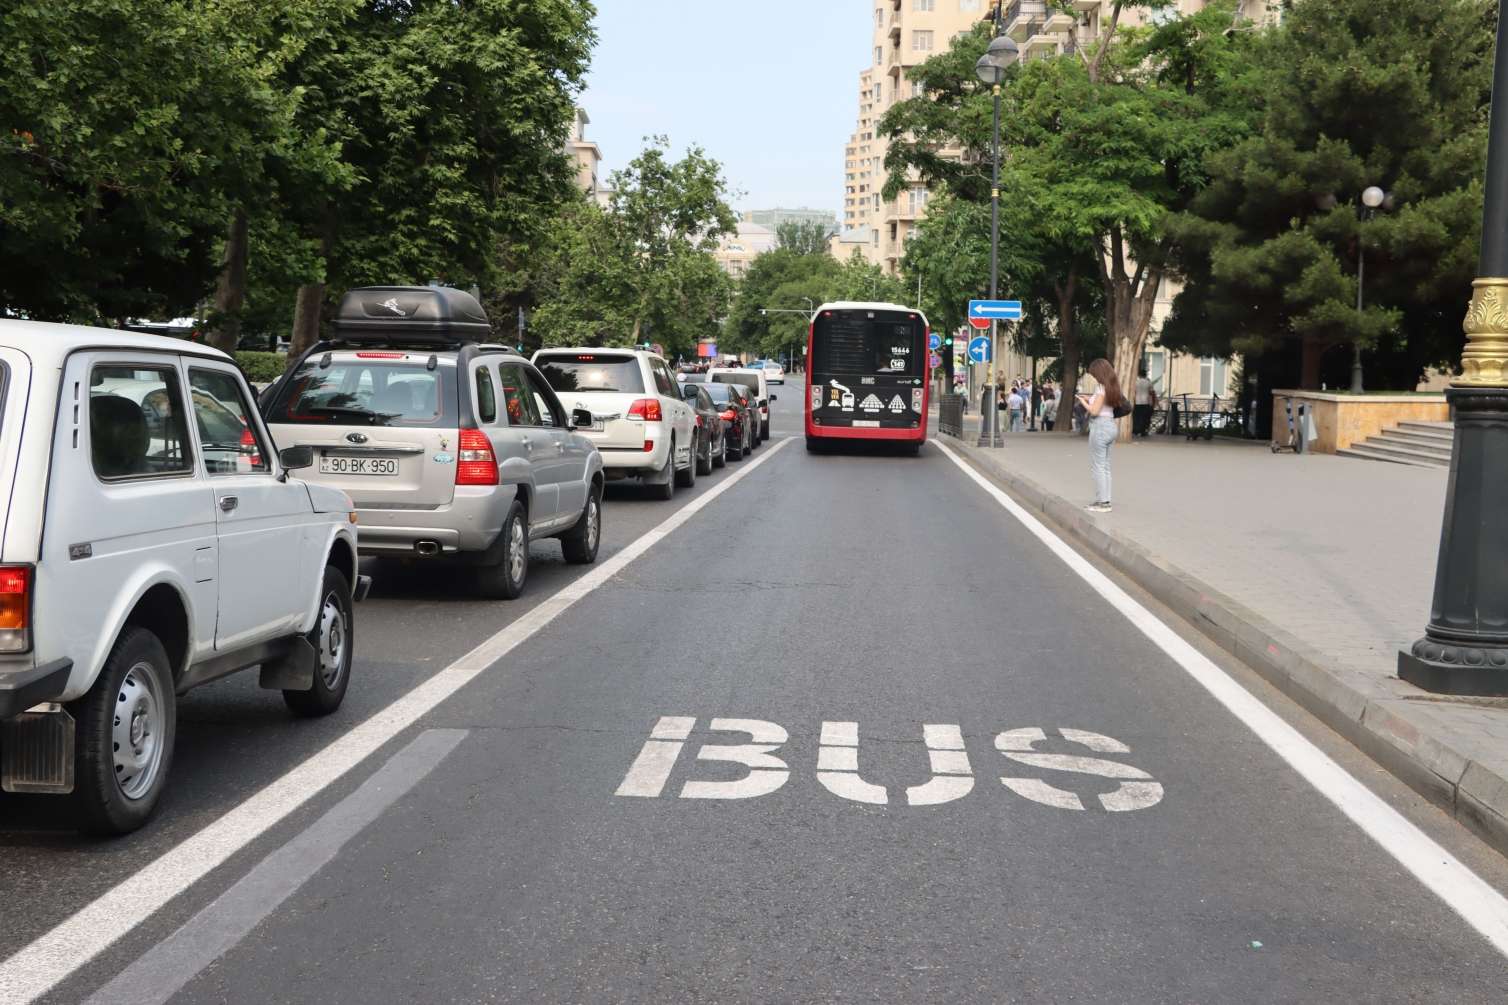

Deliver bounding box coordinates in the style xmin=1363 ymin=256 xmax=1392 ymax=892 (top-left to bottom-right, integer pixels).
xmin=0 ymin=438 xmax=791 ymax=1004
xmin=83 ymin=729 xmax=468 ymax=1005
xmin=935 ymin=440 xmax=1508 ymax=958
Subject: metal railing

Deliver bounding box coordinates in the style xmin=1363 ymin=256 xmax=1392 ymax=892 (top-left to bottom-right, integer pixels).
xmin=940 ymin=395 xmax=965 ymax=438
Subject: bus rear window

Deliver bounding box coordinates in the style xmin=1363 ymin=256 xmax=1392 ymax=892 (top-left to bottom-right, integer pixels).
xmin=813 ymin=312 xmax=924 ymax=377
xmin=535 ymin=354 xmax=645 ymax=394
xmin=267 ymin=360 xmax=458 ymax=427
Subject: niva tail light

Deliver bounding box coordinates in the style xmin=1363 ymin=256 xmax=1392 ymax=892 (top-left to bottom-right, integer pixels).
xmin=0 ymin=565 xmax=32 ymax=653
xmin=456 ymin=428 xmax=499 ymax=485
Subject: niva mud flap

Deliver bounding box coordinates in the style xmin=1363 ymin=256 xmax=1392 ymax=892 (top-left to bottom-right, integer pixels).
xmin=1 ymin=705 xmax=76 ymax=794
xmin=258 ymin=636 xmax=317 ymax=692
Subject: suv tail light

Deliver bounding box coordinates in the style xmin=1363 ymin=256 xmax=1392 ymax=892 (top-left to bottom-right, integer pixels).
xmin=456 ymin=428 xmax=499 ymax=486
xmin=0 ymin=566 xmax=31 ymax=653
xmin=627 ymin=398 xmax=663 ymax=422
xmin=719 ymin=409 xmax=737 ymax=421
xmin=239 ymin=425 xmax=262 ymax=468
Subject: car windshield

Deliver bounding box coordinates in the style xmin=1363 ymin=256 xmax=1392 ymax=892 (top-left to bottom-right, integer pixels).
xmin=266 ymin=359 xmax=458 ymax=427
xmin=535 ymin=354 xmax=645 ymax=394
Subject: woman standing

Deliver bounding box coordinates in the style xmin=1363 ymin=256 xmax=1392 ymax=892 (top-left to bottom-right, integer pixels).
xmin=1076 ymin=359 xmax=1125 ymax=513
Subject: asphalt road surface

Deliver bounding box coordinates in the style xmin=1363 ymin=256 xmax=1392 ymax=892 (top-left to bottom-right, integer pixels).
xmin=4 ymin=384 xmax=1508 ymax=1003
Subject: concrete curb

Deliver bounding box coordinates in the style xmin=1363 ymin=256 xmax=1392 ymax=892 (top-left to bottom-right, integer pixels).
xmin=950 ymin=435 xmax=1508 ymax=857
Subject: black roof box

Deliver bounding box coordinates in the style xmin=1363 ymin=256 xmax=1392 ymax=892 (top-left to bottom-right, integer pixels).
xmin=331 ymin=286 xmax=492 ymax=342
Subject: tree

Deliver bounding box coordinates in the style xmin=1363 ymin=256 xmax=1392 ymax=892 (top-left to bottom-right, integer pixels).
xmin=881 ymin=8 xmax=1247 ymax=433
xmin=1162 ymin=0 xmax=1494 ymax=390
xmin=280 ymin=0 xmax=596 ymax=353
xmin=775 ymin=220 xmax=833 ymax=257
xmin=0 ymin=0 xmax=345 ymax=328
xmin=532 ymin=139 xmax=737 ymax=358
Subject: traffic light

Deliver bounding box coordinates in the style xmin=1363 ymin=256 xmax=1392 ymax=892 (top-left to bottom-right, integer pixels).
xmin=943 ymin=336 xmax=953 ymax=347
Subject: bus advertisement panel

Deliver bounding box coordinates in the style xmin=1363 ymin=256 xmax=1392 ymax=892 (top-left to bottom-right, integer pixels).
xmin=804 ymin=302 xmax=929 ymax=452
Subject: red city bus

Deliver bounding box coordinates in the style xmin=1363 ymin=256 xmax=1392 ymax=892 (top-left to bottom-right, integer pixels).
xmin=804 ymin=301 xmax=930 ymax=454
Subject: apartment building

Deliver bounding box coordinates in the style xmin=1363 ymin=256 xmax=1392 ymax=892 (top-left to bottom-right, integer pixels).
xmin=841 ymin=0 xmax=989 ymax=273
xmin=713 ymin=222 xmax=778 ymax=280
xmin=744 ymin=207 xmax=838 ymax=232
xmin=566 ymin=109 xmax=603 ymax=200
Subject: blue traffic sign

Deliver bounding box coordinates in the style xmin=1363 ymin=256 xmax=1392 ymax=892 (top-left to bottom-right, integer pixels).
xmin=967 ymin=335 xmax=992 ymax=364
xmin=968 ymin=299 xmax=1023 ymax=321
xmin=928 ymin=332 xmax=941 ymax=351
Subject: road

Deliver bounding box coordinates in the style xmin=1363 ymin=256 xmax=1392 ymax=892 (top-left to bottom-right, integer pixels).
xmin=4 ymin=384 xmax=1508 ymax=1003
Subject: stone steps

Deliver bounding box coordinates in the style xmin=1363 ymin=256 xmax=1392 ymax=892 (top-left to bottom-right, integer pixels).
xmin=1337 ymin=422 xmax=1452 ymax=468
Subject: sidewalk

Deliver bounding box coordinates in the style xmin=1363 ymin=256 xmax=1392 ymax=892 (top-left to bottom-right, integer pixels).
xmin=943 ymin=412 xmax=1508 ymax=855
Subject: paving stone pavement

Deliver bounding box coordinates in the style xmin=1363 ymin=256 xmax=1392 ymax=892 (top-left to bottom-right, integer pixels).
xmin=942 ymin=410 xmax=1508 ymax=854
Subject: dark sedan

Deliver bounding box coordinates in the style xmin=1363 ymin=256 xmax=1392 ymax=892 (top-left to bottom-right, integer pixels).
xmin=703 ymin=381 xmax=754 ymax=461
xmin=680 ymin=382 xmax=727 ymax=473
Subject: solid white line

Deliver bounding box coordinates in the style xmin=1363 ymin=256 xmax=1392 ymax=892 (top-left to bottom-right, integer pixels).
xmin=934 ymin=440 xmax=1508 ymax=958
xmin=0 ymin=438 xmax=791 ymax=1004
xmin=83 ymin=729 xmax=468 ymax=1005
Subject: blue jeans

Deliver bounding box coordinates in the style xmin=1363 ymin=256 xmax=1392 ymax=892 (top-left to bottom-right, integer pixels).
xmin=1088 ymin=415 xmax=1116 ymax=503
xmin=1009 ymin=408 xmax=1023 ymax=432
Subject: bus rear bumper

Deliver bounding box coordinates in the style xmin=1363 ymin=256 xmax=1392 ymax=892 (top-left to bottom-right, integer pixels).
xmin=804 ymin=422 xmax=926 ymax=442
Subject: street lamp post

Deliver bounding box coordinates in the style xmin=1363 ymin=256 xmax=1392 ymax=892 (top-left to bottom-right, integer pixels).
xmin=1399 ymin=1 xmax=1508 ymax=694
xmin=974 ymin=27 xmax=1018 ymax=449
xmin=1351 ymin=185 xmax=1387 ymax=394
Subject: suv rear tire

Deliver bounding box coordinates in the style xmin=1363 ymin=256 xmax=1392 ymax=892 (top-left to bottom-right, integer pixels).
xmin=284 ymin=567 xmax=353 ymax=717
xmin=475 ymin=498 xmax=528 ymax=599
xmin=72 ymin=627 xmax=176 ymax=835
xmin=560 ymin=487 xmax=602 ymax=565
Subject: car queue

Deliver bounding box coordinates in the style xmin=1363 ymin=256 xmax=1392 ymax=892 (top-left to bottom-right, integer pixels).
xmin=0 ymin=285 xmax=780 ymax=835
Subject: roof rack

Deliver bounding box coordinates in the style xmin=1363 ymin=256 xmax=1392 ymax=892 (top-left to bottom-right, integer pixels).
xmin=257 ymin=286 xmax=518 ymax=409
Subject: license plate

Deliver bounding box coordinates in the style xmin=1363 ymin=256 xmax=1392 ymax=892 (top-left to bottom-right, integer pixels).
xmin=853 ymin=420 xmax=880 ymax=427
xmin=319 ymin=455 xmax=398 ymax=476
xmin=589 ymin=420 xmax=605 ymax=432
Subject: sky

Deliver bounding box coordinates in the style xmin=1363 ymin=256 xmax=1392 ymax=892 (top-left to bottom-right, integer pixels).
xmin=579 ymin=0 xmax=871 ymax=218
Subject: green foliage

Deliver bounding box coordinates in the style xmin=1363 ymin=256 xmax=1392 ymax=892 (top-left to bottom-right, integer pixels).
xmin=531 ymin=139 xmax=736 ymax=357
xmin=1162 ymin=0 xmax=1493 ymax=389
xmin=775 ymin=220 xmax=833 ymax=256
xmin=234 ymin=351 xmax=288 ymax=383
xmin=0 ymin=0 xmax=595 ymax=345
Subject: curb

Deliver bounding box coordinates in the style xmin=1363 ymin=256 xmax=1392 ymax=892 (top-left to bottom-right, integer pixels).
xmin=950 ymin=434 xmax=1508 ymax=857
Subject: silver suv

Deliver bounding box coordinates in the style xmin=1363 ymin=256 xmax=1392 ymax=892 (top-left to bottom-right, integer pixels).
xmin=264 ymin=287 xmax=604 ymax=599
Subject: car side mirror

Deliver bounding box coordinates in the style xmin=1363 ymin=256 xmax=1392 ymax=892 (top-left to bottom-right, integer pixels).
xmin=570 ymin=407 xmax=594 ymax=431
xmin=279 ymin=445 xmax=314 ymax=471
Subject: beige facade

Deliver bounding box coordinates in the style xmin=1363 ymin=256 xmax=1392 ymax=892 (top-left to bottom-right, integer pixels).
xmin=566 ymin=108 xmax=603 ymax=200
xmin=714 ymin=222 xmax=778 ymax=281
xmin=842 ymin=1 xmax=990 ymax=273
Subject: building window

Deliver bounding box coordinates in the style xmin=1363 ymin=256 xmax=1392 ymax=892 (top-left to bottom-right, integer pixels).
xmin=1141 ymin=350 xmax=1166 ymax=394
xmin=908 ymin=187 xmax=929 ymax=214
xmin=912 ymin=30 xmax=934 ymax=51
xmin=913 ymin=0 xmax=935 ymax=10
xmin=1199 ymin=357 xmax=1228 ymax=397
xmin=912 ymin=80 xmax=925 ymax=97
xmin=876 ymin=7 xmax=884 ymax=26
xmin=959 ymin=0 xmax=980 ymax=9
xmin=876 ymin=46 xmax=883 ymax=64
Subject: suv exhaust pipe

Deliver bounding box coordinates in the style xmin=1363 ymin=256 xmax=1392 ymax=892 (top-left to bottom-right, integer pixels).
xmin=414 ymin=540 xmax=441 ymax=557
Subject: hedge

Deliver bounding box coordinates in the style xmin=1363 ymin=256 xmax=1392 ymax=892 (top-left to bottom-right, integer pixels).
xmin=235 ymin=351 xmax=288 ymax=384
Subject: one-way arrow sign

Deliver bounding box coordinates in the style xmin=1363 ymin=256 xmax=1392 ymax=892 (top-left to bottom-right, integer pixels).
xmin=968 ymin=299 xmax=1023 ymax=321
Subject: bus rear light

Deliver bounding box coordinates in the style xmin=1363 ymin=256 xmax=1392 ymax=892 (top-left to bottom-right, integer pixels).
xmin=627 ymin=398 xmax=662 ymax=422
xmin=0 ymin=565 xmax=31 ymax=652
xmin=456 ymin=429 xmax=499 ymax=485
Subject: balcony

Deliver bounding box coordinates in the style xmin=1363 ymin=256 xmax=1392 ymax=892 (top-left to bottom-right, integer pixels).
xmin=1004 ymin=0 xmax=1046 ymax=40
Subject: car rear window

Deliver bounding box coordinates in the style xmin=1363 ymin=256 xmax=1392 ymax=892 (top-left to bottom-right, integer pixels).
xmin=266 ymin=358 xmax=459 ymax=427
xmin=535 ymin=353 xmax=645 ymax=394
xmin=712 ymin=372 xmax=759 ymax=395
xmin=703 ymin=383 xmax=735 ymax=404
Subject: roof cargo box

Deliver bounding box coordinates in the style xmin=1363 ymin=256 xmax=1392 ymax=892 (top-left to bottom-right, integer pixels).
xmin=331 ymin=286 xmax=492 ymax=342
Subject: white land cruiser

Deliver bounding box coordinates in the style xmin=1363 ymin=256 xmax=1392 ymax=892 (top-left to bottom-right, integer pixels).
xmin=0 ymin=322 xmax=368 ymax=834
xmin=531 ymin=348 xmax=697 ymax=500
